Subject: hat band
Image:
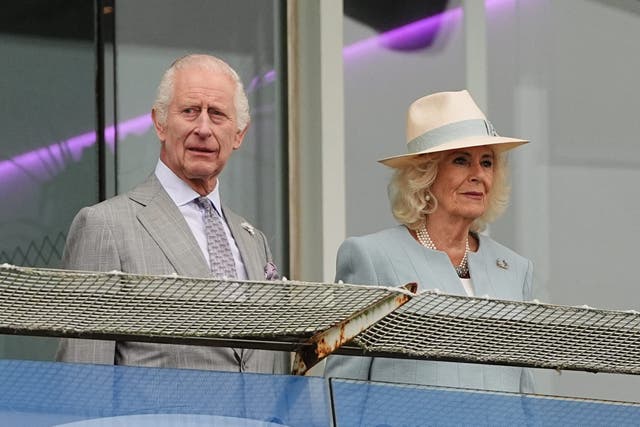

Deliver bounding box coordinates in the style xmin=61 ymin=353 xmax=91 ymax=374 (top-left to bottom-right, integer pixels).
xmin=407 ymin=119 xmax=497 ymax=154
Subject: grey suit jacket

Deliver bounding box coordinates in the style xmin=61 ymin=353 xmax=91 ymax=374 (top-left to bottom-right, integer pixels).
xmin=325 ymin=225 xmax=534 ymax=393
xmin=56 ymin=174 xmax=290 ymax=374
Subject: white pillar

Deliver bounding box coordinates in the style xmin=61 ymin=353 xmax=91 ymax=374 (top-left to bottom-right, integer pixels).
xmin=463 ymin=0 xmax=488 ymax=111
xmin=288 ymin=0 xmax=345 ymax=282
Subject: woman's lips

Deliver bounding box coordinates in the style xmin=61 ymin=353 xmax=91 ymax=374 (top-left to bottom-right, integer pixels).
xmin=462 ymin=191 xmax=483 ymax=199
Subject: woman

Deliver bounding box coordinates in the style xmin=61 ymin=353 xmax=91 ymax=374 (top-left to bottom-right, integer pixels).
xmin=325 ymin=90 xmax=534 ymax=393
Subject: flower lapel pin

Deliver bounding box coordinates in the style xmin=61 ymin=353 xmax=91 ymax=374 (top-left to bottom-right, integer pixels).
xmin=496 ymin=259 xmax=509 ymax=270
xmin=240 ymin=221 xmax=255 ymax=236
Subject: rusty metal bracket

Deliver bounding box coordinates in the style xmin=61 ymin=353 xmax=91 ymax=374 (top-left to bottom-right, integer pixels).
xmin=291 ymin=282 xmax=417 ymax=375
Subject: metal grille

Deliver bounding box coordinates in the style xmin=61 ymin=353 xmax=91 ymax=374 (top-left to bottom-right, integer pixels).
xmin=354 ymin=291 xmax=640 ymax=375
xmin=0 ymin=264 xmax=409 ymax=349
xmin=3 ymin=265 xmax=640 ymax=375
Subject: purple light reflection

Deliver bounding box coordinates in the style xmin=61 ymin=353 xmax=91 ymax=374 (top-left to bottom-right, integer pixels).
xmin=104 ymin=114 xmax=154 ymax=149
xmin=344 ymin=0 xmax=512 ymax=60
xmin=0 ymin=130 xmax=95 ymax=189
xmin=1 ymin=0 xmax=514 ymax=186
xmin=247 ymin=69 xmax=277 ymax=92
xmin=343 ymin=7 xmax=462 ymax=60
xmin=0 ymin=115 xmax=153 ymax=189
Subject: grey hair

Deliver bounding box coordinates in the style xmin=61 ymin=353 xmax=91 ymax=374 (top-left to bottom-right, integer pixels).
xmin=389 ymin=149 xmax=511 ymax=233
xmin=152 ymin=54 xmax=250 ymax=131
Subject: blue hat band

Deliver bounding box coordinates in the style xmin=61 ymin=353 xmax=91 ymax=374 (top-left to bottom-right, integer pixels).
xmin=407 ymin=119 xmax=497 ymax=154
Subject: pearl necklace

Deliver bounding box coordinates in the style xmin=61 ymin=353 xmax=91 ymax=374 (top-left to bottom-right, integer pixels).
xmin=416 ymin=222 xmax=470 ymax=278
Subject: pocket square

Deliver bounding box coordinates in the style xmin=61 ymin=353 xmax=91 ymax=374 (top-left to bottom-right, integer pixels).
xmin=264 ymin=261 xmax=280 ymax=280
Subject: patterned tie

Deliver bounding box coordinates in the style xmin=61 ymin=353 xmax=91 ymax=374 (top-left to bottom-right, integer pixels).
xmin=195 ymin=197 xmax=237 ymax=278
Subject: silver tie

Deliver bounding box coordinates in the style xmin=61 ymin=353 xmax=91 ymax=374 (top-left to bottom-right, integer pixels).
xmin=195 ymin=197 xmax=244 ymax=367
xmin=195 ymin=197 xmax=237 ymax=278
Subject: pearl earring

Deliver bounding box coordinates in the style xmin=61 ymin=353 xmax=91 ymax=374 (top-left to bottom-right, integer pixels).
xmin=425 ymin=194 xmax=431 ymax=202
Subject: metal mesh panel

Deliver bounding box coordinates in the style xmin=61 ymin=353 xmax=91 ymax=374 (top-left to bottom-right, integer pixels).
xmin=354 ymin=291 xmax=640 ymax=375
xmin=3 ymin=265 xmax=640 ymax=375
xmin=0 ymin=264 xmax=407 ymax=349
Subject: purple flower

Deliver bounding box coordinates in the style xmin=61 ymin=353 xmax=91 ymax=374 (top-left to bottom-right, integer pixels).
xmin=264 ymin=261 xmax=279 ymax=280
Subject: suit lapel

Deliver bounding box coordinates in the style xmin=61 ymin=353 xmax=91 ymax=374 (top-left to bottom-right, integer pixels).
xmin=420 ymin=250 xmax=466 ymax=294
xmin=468 ymin=235 xmax=497 ymax=298
xmin=224 ymin=206 xmax=263 ymax=280
xmin=131 ymin=176 xmax=210 ymax=278
xmin=395 ymin=227 xmax=465 ymax=294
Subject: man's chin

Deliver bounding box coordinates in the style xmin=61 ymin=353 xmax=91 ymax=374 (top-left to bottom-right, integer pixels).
xmin=185 ymin=167 xmax=222 ymax=182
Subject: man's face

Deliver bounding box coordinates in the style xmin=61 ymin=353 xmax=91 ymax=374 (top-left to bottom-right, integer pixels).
xmin=153 ymin=66 xmax=247 ymax=194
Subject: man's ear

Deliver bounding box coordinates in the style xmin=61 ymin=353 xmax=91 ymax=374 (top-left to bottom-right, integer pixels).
xmin=151 ymin=109 xmax=166 ymax=142
xmin=233 ymin=122 xmax=250 ymax=150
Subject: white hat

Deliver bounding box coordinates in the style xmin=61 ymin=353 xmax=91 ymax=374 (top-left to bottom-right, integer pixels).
xmin=379 ymin=90 xmax=528 ymax=168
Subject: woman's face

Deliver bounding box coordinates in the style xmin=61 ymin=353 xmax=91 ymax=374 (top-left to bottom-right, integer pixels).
xmin=430 ymin=145 xmax=495 ymax=221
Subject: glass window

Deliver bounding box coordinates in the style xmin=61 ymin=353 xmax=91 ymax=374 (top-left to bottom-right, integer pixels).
xmin=0 ymin=0 xmax=287 ymax=360
xmin=115 ymin=0 xmax=288 ymax=274
xmin=0 ymin=0 xmax=97 ymax=359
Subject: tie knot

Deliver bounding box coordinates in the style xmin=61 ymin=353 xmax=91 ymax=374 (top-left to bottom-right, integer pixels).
xmin=195 ymin=196 xmax=214 ymax=212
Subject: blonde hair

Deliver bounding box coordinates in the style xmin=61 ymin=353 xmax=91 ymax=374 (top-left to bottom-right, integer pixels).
xmin=389 ymin=149 xmax=510 ymax=232
xmin=153 ymin=54 xmax=250 ymax=131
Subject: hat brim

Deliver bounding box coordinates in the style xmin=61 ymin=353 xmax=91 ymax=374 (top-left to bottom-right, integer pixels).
xmin=378 ymin=136 xmax=528 ymax=168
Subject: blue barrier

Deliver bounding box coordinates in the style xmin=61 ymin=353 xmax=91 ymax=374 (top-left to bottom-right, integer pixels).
xmin=330 ymin=378 xmax=640 ymax=426
xmin=0 ymin=360 xmax=329 ymax=426
xmin=2 ymin=360 xmax=640 ymax=426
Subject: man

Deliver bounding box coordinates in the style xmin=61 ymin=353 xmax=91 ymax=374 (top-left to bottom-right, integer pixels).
xmin=56 ymin=54 xmax=289 ymax=374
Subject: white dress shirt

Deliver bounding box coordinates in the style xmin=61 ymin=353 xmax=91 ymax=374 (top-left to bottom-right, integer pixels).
xmin=154 ymin=160 xmax=248 ymax=279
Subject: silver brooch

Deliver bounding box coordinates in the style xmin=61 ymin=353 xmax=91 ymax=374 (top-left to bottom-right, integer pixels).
xmin=240 ymin=221 xmax=255 ymax=235
xmin=496 ymin=259 xmax=509 ymax=269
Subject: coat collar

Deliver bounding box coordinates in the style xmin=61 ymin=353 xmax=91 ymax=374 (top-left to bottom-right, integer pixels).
xmin=400 ymin=227 xmax=497 ymax=296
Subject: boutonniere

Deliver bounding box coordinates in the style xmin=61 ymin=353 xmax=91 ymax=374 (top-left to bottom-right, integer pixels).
xmin=240 ymin=221 xmax=255 ymax=236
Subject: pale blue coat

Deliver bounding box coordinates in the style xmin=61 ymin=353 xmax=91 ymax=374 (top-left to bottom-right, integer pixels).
xmin=324 ymin=225 xmax=534 ymax=393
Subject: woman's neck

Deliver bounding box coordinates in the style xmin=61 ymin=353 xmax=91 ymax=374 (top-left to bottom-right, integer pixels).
xmin=424 ymin=213 xmax=472 ymax=250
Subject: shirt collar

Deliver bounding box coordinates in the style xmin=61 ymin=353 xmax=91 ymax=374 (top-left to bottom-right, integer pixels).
xmin=154 ymin=160 xmax=223 ymax=213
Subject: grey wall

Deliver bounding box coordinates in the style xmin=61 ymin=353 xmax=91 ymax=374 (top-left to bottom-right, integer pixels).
xmin=343 ymin=6 xmax=466 ymax=237
xmin=490 ymin=0 xmax=640 ymax=402
xmin=344 ymin=0 xmax=640 ymax=402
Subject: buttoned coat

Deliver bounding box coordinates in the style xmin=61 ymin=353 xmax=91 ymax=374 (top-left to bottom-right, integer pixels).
xmin=56 ymin=175 xmax=290 ymax=374
xmin=324 ymin=225 xmax=534 ymax=393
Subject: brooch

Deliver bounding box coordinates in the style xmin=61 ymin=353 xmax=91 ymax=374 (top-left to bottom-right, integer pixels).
xmin=240 ymin=221 xmax=255 ymax=235
xmin=496 ymin=259 xmax=509 ymax=270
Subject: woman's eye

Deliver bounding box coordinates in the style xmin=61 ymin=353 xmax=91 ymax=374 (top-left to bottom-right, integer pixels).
xmin=481 ymin=160 xmax=493 ymax=168
xmin=453 ymin=157 xmax=468 ymax=165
